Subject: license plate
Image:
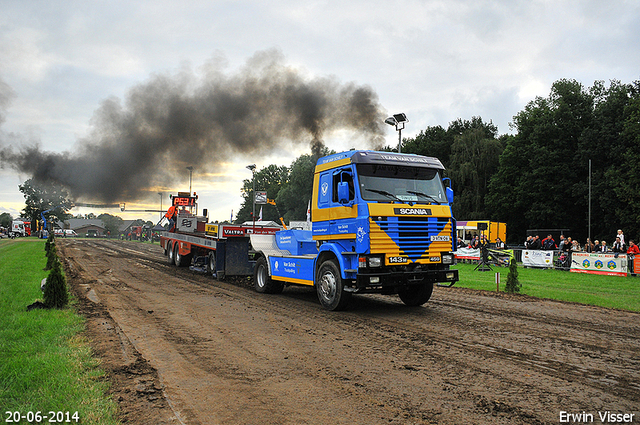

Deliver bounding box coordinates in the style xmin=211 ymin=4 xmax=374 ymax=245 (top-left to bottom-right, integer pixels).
xmin=430 ymin=235 xmax=450 ymax=241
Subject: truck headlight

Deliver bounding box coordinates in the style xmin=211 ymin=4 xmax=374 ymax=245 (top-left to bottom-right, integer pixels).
xmin=368 ymin=256 xmax=382 ymax=268
xmin=442 ymin=253 xmax=454 ymax=265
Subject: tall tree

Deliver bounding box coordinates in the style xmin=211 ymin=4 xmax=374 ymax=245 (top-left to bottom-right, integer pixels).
xmin=487 ymin=78 xmax=640 ymax=243
xmin=235 ymin=164 xmax=289 ymax=224
xmin=399 ymin=117 xmax=503 ymax=220
xmin=0 ymin=212 xmax=12 ymax=228
xmin=448 ymin=127 xmax=504 ymax=219
xmin=276 ymin=153 xmax=321 ymax=222
xmin=98 ymin=213 xmax=124 ymax=236
xmin=608 ymin=83 xmax=640 ymax=239
xmin=19 ymin=179 xmax=72 ymax=233
xmin=399 ymin=125 xmax=452 ymax=165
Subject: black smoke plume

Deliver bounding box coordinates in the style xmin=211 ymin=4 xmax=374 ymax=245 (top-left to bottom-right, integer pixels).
xmin=0 ymin=50 xmax=386 ymax=203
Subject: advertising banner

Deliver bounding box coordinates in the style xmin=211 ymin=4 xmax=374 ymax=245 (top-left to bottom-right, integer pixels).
xmin=454 ymin=248 xmax=480 ymax=261
xmin=522 ymin=250 xmax=554 ymax=268
xmin=570 ymin=252 xmax=628 ymax=276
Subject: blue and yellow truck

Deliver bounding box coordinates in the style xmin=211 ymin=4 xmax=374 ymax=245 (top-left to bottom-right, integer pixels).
xmin=250 ymin=150 xmax=459 ymax=310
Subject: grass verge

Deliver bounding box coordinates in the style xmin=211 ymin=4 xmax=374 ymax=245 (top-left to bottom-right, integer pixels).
xmin=0 ymin=238 xmax=119 ymax=424
xmin=453 ymin=262 xmax=640 ymax=312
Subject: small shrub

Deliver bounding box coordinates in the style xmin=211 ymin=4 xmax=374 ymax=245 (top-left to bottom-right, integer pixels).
xmin=45 ymin=232 xmax=54 ymax=255
xmin=44 ymin=256 xmax=68 ymax=309
xmin=45 ymin=243 xmax=57 ymax=271
xmin=505 ymin=259 xmax=521 ymax=293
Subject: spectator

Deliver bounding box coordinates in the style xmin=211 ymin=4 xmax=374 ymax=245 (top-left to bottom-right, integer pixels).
xmin=612 ymin=237 xmax=626 ymax=253
xmin=542 ymin=234 xmax=557 ymax=250
xmin=564 ymin=237 xmax=573 ymax=252
xmin=558 ymin=235 xmax=567 ymax=251
xmin=530 ymin=235 xmax=542 ymax=250
xmin=470 ymin=236 xmax=480 ymax=249
xmin=599 ymin=241 xmax=609 ymax=253
xmin=627 ymin=240 xmax=639 ymax=274
xmin=584 ymin=238 xmax=595 ymax=253
xmin=495 ymin=237 xmax=505 ymax=249
xmin=524 ymin=235 xmax=533 ymax=248
xmin=617 ymin=229 xmax=625 ymax=245
xmin=572 ymin=240 xmax=581 ymax=252
xmin=456 ymin=236 xmax=464 ymax=250
xmin=594 ymin=240 xmax=601 ymax=251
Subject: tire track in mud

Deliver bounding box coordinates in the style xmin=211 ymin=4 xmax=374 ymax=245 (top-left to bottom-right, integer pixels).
xmin=60 ymin=240 xmax=640 ymax=424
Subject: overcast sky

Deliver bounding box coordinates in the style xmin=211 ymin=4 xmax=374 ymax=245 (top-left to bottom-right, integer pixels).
xmin=1 ymin=0 xmax=639 ymax=222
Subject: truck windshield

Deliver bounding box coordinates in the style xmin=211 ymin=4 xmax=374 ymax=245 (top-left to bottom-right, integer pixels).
xmin=356 ymin=164 xmax=446 ymax=204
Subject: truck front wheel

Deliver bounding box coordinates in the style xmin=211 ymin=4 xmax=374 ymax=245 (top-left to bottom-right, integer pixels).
xmin=398 ymin=282 xmax=434 ymax=307
xmin=316 ymin=259 xmax=351 ymax=311
xmin=254 ymin=257 xmax=284 ymax=294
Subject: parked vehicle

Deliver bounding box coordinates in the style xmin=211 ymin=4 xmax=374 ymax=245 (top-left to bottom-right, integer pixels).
xmin=10 ymin=220 xmax=29 ymax=237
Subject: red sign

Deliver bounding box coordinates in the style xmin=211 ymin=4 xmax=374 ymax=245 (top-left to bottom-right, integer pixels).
xmin=173 ymin=197 xmax=196 ymax=207
xmin=219 ymin=225 xmax=280 ymax=238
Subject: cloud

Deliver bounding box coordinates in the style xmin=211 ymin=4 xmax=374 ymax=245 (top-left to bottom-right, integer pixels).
xmin=0 ymin=49 xmax=386 ymax=203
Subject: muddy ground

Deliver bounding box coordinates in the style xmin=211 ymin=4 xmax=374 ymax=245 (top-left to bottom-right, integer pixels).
xmin=58 ymin=239 xmax=639 ymax=424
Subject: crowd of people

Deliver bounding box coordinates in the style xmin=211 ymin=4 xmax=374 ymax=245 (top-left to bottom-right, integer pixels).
xmin=524 ymin=230 xmax=638 ymax=255
xmin=524 ymin=230 xmax=639 ymax=273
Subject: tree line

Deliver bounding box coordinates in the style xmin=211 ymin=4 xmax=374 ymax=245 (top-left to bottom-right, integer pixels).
xmin=236 ymin=78 xmax=640 ymax=244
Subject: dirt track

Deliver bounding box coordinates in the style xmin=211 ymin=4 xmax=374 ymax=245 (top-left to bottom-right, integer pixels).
xmin=58 ymin=239 xmax=639 ymax=425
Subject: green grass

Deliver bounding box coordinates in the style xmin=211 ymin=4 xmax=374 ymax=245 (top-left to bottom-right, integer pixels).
xmin=0 ymin=238 xmax=119 ymax=424
xmin=453 ymin=262 xmax=640 ymax=312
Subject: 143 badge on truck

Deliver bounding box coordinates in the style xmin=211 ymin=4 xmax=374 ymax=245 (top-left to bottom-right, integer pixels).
xmin=388 ymin=256 xmax=408 ymax=263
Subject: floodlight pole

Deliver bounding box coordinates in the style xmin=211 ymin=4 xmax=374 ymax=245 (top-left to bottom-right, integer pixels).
xmin=385 ymin=113 xmax=408 ymax=153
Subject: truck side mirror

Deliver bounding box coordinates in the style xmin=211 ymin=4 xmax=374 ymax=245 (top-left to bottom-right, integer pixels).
xmin=337 ymin=181 xmax=350 ymax=204
xmin=446 ymin=187 xmax=454 ymax=204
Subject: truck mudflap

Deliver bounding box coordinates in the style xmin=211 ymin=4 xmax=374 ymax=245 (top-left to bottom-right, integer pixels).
xmin=349 ymin=268 xmax=459 ymax=293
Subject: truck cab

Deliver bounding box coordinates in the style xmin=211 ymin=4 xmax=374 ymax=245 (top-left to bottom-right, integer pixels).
xmin=251 ymin=150 xmax=459 ymax=310
xmin=11 ymin=220 xmax=27 ymax=237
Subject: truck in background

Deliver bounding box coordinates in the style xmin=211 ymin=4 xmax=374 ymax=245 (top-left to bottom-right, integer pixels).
xmin=251 ymin=149 xmax=459 ymax=310
xmin=457 ymin=220 xmax=506 ymax=245
xmin=159 ymin=192 xmax=281 ymax=280
xmin=10 ymin=220 xmax=31 ymax=237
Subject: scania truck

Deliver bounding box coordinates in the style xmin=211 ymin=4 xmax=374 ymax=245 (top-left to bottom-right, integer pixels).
xmin=251 ymin=149 xmax=459 ymax=310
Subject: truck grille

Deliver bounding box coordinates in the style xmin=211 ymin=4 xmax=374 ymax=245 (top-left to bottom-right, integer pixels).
xmin=370 ymin=217 xmax=451 ymax=261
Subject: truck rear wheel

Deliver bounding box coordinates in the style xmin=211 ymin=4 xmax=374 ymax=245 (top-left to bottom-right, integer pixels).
xmin=254 ymin=257 xmax=284 ymax=294
xmin=167 ymin=241 xmax=175 ymax=264
xmin=174 ymin=243 xmax=191 ymax=267
xmin=207 ymin=252 xmax=217 ymax=277
xmin=316 ymin=259 xmax=351 ymax=311
xmin=398 ymin=283 xmax=434 ymax=307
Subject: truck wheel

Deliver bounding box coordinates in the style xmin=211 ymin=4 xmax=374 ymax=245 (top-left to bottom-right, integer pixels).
xmin=316 ymin=259 xmax=351 ymax=311
xmin=207 ymin=252 xmax=217 ymax=277
xmin=167 ymin=241 xmax=175 ymax=265
xmin=398 ymin=283 xmax=434 ymax=307
xmin=253 ymin=257 xmax=284 ymax=294
xmin=174 ymin=243 xmax=191 ymax=267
